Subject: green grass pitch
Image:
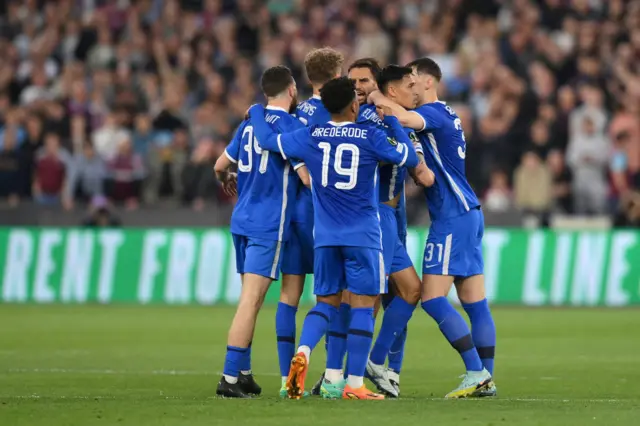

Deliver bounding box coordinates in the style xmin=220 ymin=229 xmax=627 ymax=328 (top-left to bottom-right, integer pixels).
xmin=1 ymin=305 xmax=639 ymax=425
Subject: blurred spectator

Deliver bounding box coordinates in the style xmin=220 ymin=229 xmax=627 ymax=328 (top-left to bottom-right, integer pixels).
xmin=567 ymin=115 xmax=609 ymax=215
xmin=144 ymin=129 xmax=188 ymax=204
xmin=64 ymin=143 xmax=106 ymax=210
xmin=33 ymin=133 xmax=69 ymax=206
xmin=182 ymin=139 xmax=216 ymax=211
xmin=92 ymin=114 xmax=130 ymax=161
xmin=0 ymin=130 xmax=21 ymax=206
xmin=82 ymin=195 xmax=121 ymax=227
xmin=547 ymin=149 xmax=573 ymax=214
xmin=514 ymin=150 xmax=552 ymax=215
xmin=483 ymin=169 xmax=512 ymax=213
xmin=105 ymin=136 xmax=144 ymax=210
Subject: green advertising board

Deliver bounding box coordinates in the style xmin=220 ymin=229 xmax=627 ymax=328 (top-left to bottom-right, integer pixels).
xmin=0 ymin=228 xmax=638 ymax=306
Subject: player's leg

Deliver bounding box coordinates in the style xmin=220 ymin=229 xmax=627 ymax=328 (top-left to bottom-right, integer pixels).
xmin=367 ymin=264 xmax=419 ymax=397
xmin=383 ymin=278 xmax=407 ymax=394
xmin=276 ymin=223 xmax=308 ymax=395
xmin=218 ymin=236 xmax=278 ymax=398
xmin=366 ymin=209 xmax=418 ymax=397
xmin=386 ymin=232 xmax=409 ymax=393
xmin=285 ymin=247 xmax=343 ymax=399
xmin=456 ymin=209 xmax=497 ymax=397
xmin=420 ymin=215 xmax=490 ymax=398
xmin=342 ymin=247 xmax=385 ymax=400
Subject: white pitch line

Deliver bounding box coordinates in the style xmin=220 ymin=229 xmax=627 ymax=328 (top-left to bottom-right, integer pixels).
xmin=4 ymin=367 xmax=284 ymax=377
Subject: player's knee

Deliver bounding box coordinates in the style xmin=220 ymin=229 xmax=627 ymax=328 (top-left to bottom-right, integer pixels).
xmin=455 ymin=275 xmax=486 ymax=304
xmin=280 ymin=274 xmax=304 ymax=306
xmin=421 ymin=274 xmax=454 ymax=302
xmin=317 ymin=293 xmax=342 ymax=308
xmin=239 ymin=273 xmax=271 ymax=309
xmin=350 ymin=293 xmax=377 ymax=309
xmin=398 ymin=286 xmax=420 ymax=305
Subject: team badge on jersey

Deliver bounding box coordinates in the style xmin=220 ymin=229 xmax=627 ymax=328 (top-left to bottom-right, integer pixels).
xmin=387 ymin=137 xmax=398 ymax=146
xmin=409 ymin=132 xmax=419 ymax=143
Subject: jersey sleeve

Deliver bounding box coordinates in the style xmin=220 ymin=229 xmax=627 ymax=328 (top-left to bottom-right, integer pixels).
xmin=369 ymin=125 xmax=419 ymax=169
xmin=224 ymin=122 xmax=245 ymax=163
xmin=411 ymin=105 xmax=441 ymax=132
xmin=249 ymin=104 xmax=310 ymax=161
xmin=276 ymin=129 xmax=310 ymax=161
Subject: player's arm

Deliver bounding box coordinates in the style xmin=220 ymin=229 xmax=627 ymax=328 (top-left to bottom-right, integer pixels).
xmin=214 ymin=124 xmax=243 ymax=196
xmin=248 ymin=104 xmax=309 ymax=160
xmin=293 ymin=163 xmax=311 ymax=188
xmin=380 ymin=118 xmax=434 ymax=187
xmin=292 ymin=161 xmax=311 ymax=188
xmin=368 ymin=90 xmax=427 ymax=131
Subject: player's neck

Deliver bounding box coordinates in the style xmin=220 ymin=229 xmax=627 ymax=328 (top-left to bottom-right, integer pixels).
xmin=330 ymin=113 xmax=354 ymax=123
xmin=424 ymin=89 xmax=439 ymax=104
xmin=267 ymin=99 xmax=291 ymax=111
xmin=311 ymin=85 xmax=322 ymax=97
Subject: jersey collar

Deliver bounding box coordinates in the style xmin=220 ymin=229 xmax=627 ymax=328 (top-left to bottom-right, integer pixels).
xmin=328 ymin=121 xmax=351 ymax=126
xmin=311 ymin=94 xmax=321 ymax=100
xmin=266 ymin=105 xmax=288 ymax=112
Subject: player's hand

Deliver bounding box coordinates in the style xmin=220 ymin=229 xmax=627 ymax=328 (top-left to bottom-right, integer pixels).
xmin=245 ymin=103 xmax=264 ymax=120
xmin=367 ymin=90 xmax=383 ymax=105
xmin=222 ymin=172 xmax=238 ymax=196
xmin=413 ymin=163 xmax=435 ymax=188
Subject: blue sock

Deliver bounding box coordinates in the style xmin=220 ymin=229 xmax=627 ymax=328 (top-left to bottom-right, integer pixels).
xmin=370 ymin=297 xmax=414 ymax=365
xmin=326 ymin=303 xmax=350 ymax=370
xmin=463 ymin=299 xmax=496 ymax=375
xmin=223 ymin=345 xmax=248 ymax=378
xmin=422 ymin=297 xmax=483 ymax=372
xmin=276 ymin=302 xmax=297 ymax=377
xmin=299 ymin=302 xmax=338 ymax=351
xmin=346 ymin=307 xmax=374 ymax=379
xmin=387 ymin=326 xmax=407 ymax=373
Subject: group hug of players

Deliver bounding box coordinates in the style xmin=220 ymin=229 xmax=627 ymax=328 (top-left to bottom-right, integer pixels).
xmin=213 ymin=47 xmax=497 ymax=400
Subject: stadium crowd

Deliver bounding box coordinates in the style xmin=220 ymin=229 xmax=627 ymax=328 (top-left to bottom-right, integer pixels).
xmin=0 ymin=0 xmax=638 ymax=226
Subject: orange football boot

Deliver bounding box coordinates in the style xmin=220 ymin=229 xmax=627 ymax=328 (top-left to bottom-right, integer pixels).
xmin=342 ymin=384 xmax=385 ymax=400
xmin=285 ymin=352 xmax=308 ymax=399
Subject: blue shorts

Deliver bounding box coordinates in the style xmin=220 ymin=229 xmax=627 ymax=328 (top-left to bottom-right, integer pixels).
xmin=281 ymin=221 xmax=314 ymax=275
xmin=422 ymin=208 xmax=484 ymax=278
xmin=232 ymin=234 xmax=282 ymax=280
xmin=314 ymin=246 xmax=385 ymax=297
xmin=380 ymin=204 xmax=413 ymax=276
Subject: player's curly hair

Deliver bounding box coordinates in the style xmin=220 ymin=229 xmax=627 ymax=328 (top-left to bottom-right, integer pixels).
xmin=304 ymin=47 xmax=344 ymax=86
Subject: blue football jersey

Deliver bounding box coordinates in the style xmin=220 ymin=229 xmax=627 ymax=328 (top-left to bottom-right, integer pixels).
xmin=413 ymin=101 xmax=480 ymax=220
xmin=290 ymin=95 xmax=331 ymax=224
xmin=357 ymin=104 xmax=421 ymax=204
xmin=295 ymin=95 xmax=332 ymax=126
xmin=225 ymin=106 xmax=302 ymax=241
xmin=249 ymin=104 xmax=420 ymax=250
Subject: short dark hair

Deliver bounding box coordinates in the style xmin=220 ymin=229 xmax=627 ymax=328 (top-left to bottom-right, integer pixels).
xmin=320 ymin=77 xmax=356 ymax=114
xmin=260 ymin=66 xmax=294 ymax=98
xmin=406 ymin=57 xmax=442 ymax=82
xmin=377 ymin=65 xmax=413 ymax=94
xmin=347 ymin=57 xmax=381 ymax=79
xmin=304 ymin=47 xmax=344 ymax=85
